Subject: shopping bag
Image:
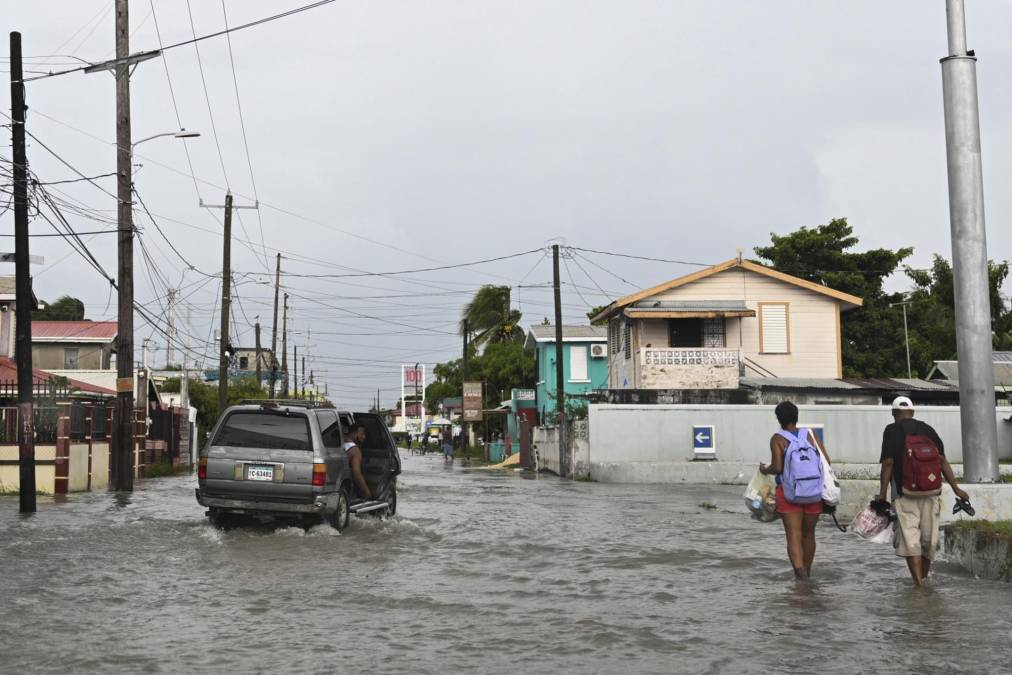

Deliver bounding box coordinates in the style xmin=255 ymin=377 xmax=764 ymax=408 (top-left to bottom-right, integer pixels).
xmin=744 ymin=469 xmax=778 ymax=522
xmin=851 ymin=502 xmax=891 ymax=541
xmin=820 ymin=450 xmax=840 ymax=506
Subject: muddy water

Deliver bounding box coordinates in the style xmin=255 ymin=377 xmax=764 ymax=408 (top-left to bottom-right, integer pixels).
xmin=2 ymin=454 xmax=1009 ymax=674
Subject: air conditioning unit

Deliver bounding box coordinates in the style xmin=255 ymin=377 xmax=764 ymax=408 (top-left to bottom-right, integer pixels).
xmin=590 ymin=343 xmax=607 ymax=358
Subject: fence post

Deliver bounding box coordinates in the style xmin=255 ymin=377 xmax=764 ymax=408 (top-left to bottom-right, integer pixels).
xmin=85 ymin=404 xmax=93 ymax=491
xmin=134 ymin=408 xmax=145 ymax=480
xmin=54 ymin=402 xmax=71 ymax=495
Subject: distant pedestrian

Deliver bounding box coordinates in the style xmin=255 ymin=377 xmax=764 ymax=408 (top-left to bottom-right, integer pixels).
xmin=759 ymin=401 xmax=831 ymax=580
xmin=407 ymin=432 xmax=413 ymax=451
xmin=442 ymin=427 xmax=453 ymax=461
xmin=877 ymin=396 xmax=969 ymax=586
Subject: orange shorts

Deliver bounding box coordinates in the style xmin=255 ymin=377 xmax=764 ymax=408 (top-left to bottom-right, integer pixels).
xmin=775 ymin=485 xmax=823 ymax=515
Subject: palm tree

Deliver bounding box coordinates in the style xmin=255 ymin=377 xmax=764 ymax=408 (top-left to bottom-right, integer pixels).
xmin=459 ymin=285 xmax=524 ymax=348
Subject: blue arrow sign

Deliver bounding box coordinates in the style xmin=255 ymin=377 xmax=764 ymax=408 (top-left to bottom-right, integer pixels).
xmin=692 ymin=425 xmax=714 ymax=449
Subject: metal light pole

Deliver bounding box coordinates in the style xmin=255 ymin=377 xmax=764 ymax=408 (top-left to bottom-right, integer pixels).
xmin=890 ymin=299 xmax=914 ymax=379
xmin=941 ymin=0 xmax=999 ymax=482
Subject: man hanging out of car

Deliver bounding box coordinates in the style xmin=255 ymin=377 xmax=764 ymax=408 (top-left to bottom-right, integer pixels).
xmin=344 ymin=422 xmax=374 ymax=501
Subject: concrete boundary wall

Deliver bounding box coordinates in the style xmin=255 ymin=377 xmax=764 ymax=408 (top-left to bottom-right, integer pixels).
xmin=588 ymin=404 xmax=1012 ymax=467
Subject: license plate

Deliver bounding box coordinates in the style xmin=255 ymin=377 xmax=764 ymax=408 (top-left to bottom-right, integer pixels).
xmin=246 ymin=464 xmax=275 ymax=481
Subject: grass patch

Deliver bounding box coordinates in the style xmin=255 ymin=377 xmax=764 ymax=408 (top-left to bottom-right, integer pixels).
xmin=948 ymin=519 xmax=1012 ymax=542
xmin=141 ymin=461 xmax=192 ymax=479
xmin=575 ymin=474 xmax=595 ymax=482
xmin=698 ymin=502 xmax=718 ymax=510
xmin=1000 ymin=474 xmax=1012 ymax=484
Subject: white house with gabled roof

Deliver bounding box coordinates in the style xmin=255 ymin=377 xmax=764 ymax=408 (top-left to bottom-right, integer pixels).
xmin=591 ymin=257 xmax=863 ymax=390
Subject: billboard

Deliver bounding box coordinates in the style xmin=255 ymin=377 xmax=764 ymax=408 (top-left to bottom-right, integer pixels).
xmin=462 ymin=381 xmax=483 ymax=422
xmin=403 ymin=366 xmax=424 ymax=387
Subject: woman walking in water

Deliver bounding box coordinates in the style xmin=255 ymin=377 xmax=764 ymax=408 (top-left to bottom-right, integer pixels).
xmin=759 ymin=401 xmax=831 ymax=580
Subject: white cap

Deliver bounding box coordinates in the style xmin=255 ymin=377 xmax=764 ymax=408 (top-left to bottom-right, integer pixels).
xmin=891 ymin=395 xmax=915 ymax=411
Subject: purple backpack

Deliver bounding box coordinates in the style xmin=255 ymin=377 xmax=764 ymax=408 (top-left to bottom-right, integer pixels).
xmin=778 ymin=428 xmax=823 ymax=504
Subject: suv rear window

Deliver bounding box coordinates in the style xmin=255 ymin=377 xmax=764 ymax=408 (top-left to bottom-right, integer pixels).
xmin=213 ymin=411 xmax=312 ymax=451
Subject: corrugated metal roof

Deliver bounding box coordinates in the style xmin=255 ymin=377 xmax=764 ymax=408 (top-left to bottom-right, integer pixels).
xmin=32 ymin=321 xmax=118 ymax=341
xmin=631 ymin=300 xmax=751 ymax=312
xmin=527 ymin=325 xmax=608 ymax=341
xmin=740 ymin=377 xmax=957 ymax=392
xmin=929 ymin=359 xmax=1012 ymax=387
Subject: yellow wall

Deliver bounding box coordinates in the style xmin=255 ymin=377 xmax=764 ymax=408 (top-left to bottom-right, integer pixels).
xmin=70 ymin=444 xmax=90 ymax=492
xmin=650 ymin=268 xmax=842 ymax=378
xmin=90 ymin=442 xmax=110 ymax=491
xmin=0 ymin=444 xmax=56 ymax=494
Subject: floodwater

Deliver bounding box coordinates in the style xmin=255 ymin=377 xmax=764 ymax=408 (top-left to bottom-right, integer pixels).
xmin=2 ymin=454 xmax=1009 ymax=674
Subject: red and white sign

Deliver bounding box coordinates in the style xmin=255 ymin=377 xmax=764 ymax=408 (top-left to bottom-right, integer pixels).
xmin=403 ymin=367 xmax=424 ymax=386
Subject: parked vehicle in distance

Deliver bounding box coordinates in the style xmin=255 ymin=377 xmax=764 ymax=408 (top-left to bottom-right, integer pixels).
xmin=195 ymin=401 xmax=400 ymax=530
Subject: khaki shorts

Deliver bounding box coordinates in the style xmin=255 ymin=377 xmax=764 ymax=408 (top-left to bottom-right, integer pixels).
xmin=893 ymin=495 xmax=942 ymax=559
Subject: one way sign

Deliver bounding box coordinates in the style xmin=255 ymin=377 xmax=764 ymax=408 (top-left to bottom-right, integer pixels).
xmin=692 ymin=425 xmax=716 ymax=460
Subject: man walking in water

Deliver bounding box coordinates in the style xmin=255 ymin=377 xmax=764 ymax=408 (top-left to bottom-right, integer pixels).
xmin=877 ymin=396 xmax=969 ymax=586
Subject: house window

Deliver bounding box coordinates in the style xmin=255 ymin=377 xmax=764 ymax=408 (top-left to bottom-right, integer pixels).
xmin=623 ymin=321 xmax=632 ymax=359
xmin=759 ymin=303 xmax=790 ymax=353
xmin=570 ymin=346 xmax=588 ymax=382
xmin=669 ymin=318 xmax=701 ymax=347
xmin=63 ymin=347 xmax=79 ymax=369
xmin=239 ymin=356 xmax=249 ymax=370
xmin=702 ymin=318 xmax=726 ymax=347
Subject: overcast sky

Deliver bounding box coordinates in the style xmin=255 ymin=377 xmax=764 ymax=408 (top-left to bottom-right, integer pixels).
xmin=4 ymin=1 xmax=1012 ymax=408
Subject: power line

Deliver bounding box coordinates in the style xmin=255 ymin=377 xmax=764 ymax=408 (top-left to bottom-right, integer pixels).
xmin=24 ymin=0 xmax=343 ymax=82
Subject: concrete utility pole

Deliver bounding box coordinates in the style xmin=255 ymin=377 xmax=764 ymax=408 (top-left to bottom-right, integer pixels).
xmin=254 ymin=320 xmax=262 ymax=389
xmin=9 ymin=31 xmax=35 ymax=512
xmin=217 ymin=193 xmax=233 ymax=414
xmin=269 ymin=253 xmax=280 ymax=396
xmin=552 ymin=244 xmax=567 ymax=477
xmin=165 ymin=288 xmax=175 ymax=367
xmin=941 ymin=0 xmax=999 ymax=483
xmin=112 ymin=0 xmax=135 ymax=492
xmin=281 ymin=293 xmax=289 ymax=398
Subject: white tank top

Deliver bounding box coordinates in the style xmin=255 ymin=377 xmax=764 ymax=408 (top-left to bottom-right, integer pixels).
xmin=343 ymin=442 xmax=359 ymax=452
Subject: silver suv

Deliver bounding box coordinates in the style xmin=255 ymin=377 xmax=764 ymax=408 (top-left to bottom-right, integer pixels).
xmin=195 ymin=401 xmax=400 ymax=530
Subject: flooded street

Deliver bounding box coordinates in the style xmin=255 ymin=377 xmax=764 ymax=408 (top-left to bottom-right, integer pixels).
xmin=2 ymin=453 xmax=1010 ymax=674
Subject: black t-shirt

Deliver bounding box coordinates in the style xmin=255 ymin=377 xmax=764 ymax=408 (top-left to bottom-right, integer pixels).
xmin=880 ymin=418 xmax=945 ymax=497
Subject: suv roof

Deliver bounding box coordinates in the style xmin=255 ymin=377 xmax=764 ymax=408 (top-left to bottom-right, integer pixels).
xmin=236 ymin=399 xmax=335 ymax=409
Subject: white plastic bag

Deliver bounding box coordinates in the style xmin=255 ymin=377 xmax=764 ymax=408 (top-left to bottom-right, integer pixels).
xmin=744 ymin=469 xmax=778 ymax=522
xmin=851 ymin=502 xmax=891 ymax=542
xmin=820 ymin=450 xmax=840 ymax=506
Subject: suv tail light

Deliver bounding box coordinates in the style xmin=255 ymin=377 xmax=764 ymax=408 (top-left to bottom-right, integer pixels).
xmin=198 ymin=457 xmax=207 ymax=480
xmin=312 ymin=463 xmax=326 ymax=487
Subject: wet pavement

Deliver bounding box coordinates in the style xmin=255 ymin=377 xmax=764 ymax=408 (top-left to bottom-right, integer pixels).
xmin=2 ymin=453 xmax=1010 ymax=674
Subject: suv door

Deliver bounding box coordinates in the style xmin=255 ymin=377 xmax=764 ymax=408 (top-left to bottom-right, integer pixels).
xmin=316 ymin=409 xmax=348 ymax=490
xmin=354 ymin=412 xmax=399 ymax=497
xmin=203 ymin=409 xmax=318 ymax=501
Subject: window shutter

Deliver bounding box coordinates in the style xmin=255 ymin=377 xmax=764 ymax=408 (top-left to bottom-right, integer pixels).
xmin=570 ymin=346 xmax=588 ymax=381
xmin=760 ymin=304 xmax=789 ymax=353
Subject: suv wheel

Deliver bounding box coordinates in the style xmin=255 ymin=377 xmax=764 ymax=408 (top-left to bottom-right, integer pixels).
xmin=330 ymin=486 xmax=350 ymax=532
xmin=384 ymin=485 xmax=397 ymax=517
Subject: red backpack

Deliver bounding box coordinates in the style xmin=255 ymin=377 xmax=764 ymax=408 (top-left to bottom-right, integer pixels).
xmin=901 ymin=433 xmax=943 ymax=496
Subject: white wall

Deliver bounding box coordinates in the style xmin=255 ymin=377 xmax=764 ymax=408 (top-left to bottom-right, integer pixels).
xmin=588 ymin=403 xmax=1012 ymax=465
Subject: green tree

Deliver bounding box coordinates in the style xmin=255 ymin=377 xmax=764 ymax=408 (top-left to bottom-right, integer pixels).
xmin=904 ymin=255 xmax=1012 ymax=373
xmin=587 ymin=305 xmax=609 ymax=326
xmin=459 ymin=285 xmax=524 ymax=348
xmin=33 ymin=295 xmax=85 ymax=320
xmin=754 ymin=218 xmax=913 ymax=377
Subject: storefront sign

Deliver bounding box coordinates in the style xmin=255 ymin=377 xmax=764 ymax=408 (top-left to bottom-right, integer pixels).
xmin=463 ymin=381 xmax=483 ymax=422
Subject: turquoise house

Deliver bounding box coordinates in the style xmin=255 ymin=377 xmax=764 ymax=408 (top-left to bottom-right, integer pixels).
xmin=524 ymin=325 xmax=609 ymax=423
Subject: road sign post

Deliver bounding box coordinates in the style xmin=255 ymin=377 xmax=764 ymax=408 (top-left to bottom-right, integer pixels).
xmin=692 ymin=425 xmax=716 ymax=460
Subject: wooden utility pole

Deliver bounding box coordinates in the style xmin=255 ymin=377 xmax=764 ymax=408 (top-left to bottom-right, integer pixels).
xmin=269 ymin=253 xmax=280 ymax=396
xmin=112 ymin=0 xmax=136 ymax=492
xmin=217 ymin=193 xmax=233 ymax=414
xmin=462 ymin=318 xmax=469 ymax=446
xmin=10 ymin=31 xmax=35 ymax=512
xmin=293 ymin=345 xmax=298 ymax=399
xmin=254 ymin=320 xmax=262 ymax=389
xmin=552 ymin=244 xmax=567 ymax=477
xmin=280 ymin=293 xmax=289 ymax=398
xmin=301 ymin=355 xmax=306 ymax=399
